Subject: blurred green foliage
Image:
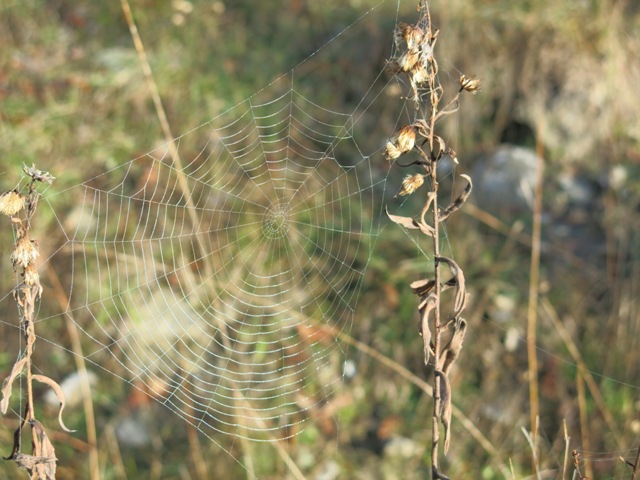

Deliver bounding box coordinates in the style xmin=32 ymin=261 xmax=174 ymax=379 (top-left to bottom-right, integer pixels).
xmin=1 ymin=0 xmax=640 ymax=479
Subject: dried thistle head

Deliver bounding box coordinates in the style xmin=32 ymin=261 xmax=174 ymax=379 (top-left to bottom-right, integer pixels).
xmin=384 ymin=125 xmax=417 ymax=160
xmin=459 ymin=74 xmax=481 ymax=94
xmin=23 ymin=264 xmax=40 ymax=287
xmin=395 ymin=23 xmax=425 ymax=50
xmin=397 ymin=174 xmax=425 ymax=197
xmin=397 ymin=48 xmax=421 ymax=72
xmin=411 ymin=62 xmax=429 ymax=86
xmin=0 ymin=191 xmax=25 ymax=217
xmin=23 ymin=164 xmax=55 ymax=184
xmin=11 ymin=236 xmax=39 ymax=269
xmin=402 ymin=24 xmax=425 ymax=50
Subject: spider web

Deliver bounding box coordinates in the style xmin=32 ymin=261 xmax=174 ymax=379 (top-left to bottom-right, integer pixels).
xmin=20 ymin=0 xmax=410 ymax=447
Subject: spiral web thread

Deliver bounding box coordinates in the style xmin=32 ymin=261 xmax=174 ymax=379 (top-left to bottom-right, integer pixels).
xmin=19 ymin=1 xmax=407 ymax=446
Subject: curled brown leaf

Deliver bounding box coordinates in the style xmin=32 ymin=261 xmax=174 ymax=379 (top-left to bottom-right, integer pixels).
xmin=439 ymin=174 xmax=472 ymax=223
xmin=435 ymin=256 xmax=467 ymax=317
xmin=441 ymin=319 xmax=467 ymax=375
xmin=410 ymin=278 xmax=435 ymax=296
xmin=1 ymin=357 xmax=27 ymax=415
xmin=386 ymin=206 xmax=419 ymax=230
xmin=435 ymin=371 xmax=452 ymax=455
xmin=386 ymin=206 xmax=435 ymax=237
xmin=419 ymin=294 xmax=437 ymax=365
xmin=32 ymin=375 xmax=75 ymax=433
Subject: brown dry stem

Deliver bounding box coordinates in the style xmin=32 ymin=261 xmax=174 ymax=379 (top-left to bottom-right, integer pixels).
xmin=1 ymin=165 xmax=68 ymax=479
xmin=384 ymin=1 xmax=476 ymax=477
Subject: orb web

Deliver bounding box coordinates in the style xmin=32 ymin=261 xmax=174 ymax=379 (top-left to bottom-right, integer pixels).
xmin=37 ymin=66 xmax=392 ymax=443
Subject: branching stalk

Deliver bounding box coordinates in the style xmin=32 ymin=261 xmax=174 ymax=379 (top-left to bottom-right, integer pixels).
xmin=0 ymin=165 xmax=71 ymax=479
xmin=384 ymin=1 xmax=478 ymax=477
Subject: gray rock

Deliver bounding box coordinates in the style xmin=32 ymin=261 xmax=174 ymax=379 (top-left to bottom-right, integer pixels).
xmin=472 ymin=145 xmax=541 ymax=216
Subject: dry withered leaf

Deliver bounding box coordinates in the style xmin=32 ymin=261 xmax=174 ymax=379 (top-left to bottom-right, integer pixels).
xmin=411 ymin=277 xmax=457 ymax=296
xmin=439 ymin=174 xmax=472 ymax=223
xmin=435 ymin=256 xmax=467 ymax=318
xmin=1 ymin=357 xmax=28 ymax=415
xmin=435 ymin=371 xmax=452 ymax=455
xmin=387 ymin=206 xmax=435 ymax=237
xmin=386 ymin=206 xmax=419 ymax=230
xmin=419 ymin=294 xmax=437 ymax=365
xmin=432 ymin=135 xmax=446 ymax=160
xmin=32 ymin=374 xmax=75 ymax=433
xmin=410 ymin=278 xmax=435 ymax=296
xmin=32 ymin=419 xmax=57 ymax=480
xmin=442 ymin=319 xmax=467 ymax=375
xmin=9 ymin=453 xmax=55 ymax=476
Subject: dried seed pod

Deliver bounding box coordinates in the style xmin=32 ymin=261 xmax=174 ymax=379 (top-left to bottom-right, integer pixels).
xmin=459 ymin=74 xmax=481 ymax=94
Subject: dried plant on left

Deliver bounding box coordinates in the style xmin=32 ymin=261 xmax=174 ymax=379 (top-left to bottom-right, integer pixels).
xmin=1 ymin=165 xmax=73 ymax=480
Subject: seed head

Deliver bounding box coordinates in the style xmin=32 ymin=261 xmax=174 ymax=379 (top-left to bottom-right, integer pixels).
xmin=11 ymin=236 xmax=39 ymax=269
xmin=459 ymin=74 xmax=481 ymax=94
xmin=397 ymin=48 xmax=421 ymax=72
xmin=23 ymin=264 xmax=40 ymax=286
xmin=0 ymin=191 xmax=25 ymax=217
xmin=411 ymin=62 xmax=429 ymax=86
xmin=397 ymin=174 xmax=425 ymax=197
xmin=23 ymin=164 xmax=55 ymax=184
xmin=405 ymin=25 xmax=425 ymax=50
xmin=385 ymin=125 xmax=417 ymax=161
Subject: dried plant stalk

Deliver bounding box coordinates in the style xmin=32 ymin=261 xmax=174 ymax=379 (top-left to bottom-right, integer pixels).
xmin=385 ymin=1 xmax=477 ymax=477
xmin=0 ymin=165 xmax=71 ymax=479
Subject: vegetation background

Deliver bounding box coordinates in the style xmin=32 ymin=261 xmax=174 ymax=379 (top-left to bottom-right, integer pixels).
xmin=1 ymin=0 xmax=640 ymax=478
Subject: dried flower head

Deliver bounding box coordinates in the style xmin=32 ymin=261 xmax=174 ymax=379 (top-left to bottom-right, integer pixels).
xmin=396 ymin=23 xmax=425 ymax=50
xmin=23 ymin=163 xmax=55 ymax=184
xmin=23 ymin=264 xmax=40 ymax=286
xmin=397 ymin=174 xmax=425 ymax=197
xmin=459 ymin=74 xmax=481 ymax=94
xmin=11 ymin=236 xmax=39 ymax=269
xmin=385 ymin=125 xmax=417 ymax=160
xmin=402 ymin=24 xmax=424 ymax=50
xmin=411 ymin=62 xmax=429 ymax=86
xmin=0 ymin=191 xmax=25 ymax=217
xmin=397 ymin=48 xmax=421 ymax=72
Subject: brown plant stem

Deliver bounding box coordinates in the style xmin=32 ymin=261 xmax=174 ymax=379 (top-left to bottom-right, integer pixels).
xmin=429 ymin=153 xmax=443 ymax=478
xmin=526 ymin=126 xmax=544 ymax=474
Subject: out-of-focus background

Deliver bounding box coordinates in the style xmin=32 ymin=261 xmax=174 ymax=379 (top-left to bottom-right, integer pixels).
xmin=1 ymin=0 xmax=640 ymax=478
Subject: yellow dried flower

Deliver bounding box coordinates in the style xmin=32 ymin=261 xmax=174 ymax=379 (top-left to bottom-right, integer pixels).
xmin=397 ymin=174 xmax=425 ymax=197
xmin=11 ymin=236 xmax=39 ymax=269
xmin=0 ymin=191 xmax=25 ymax=217
xmin=384 ymin=125 xmax=417 ymax=161
xmin=459 ymin=74 xmax=481 ymax=94
xmin=24 ymin=264 xmax=40 ymax=286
